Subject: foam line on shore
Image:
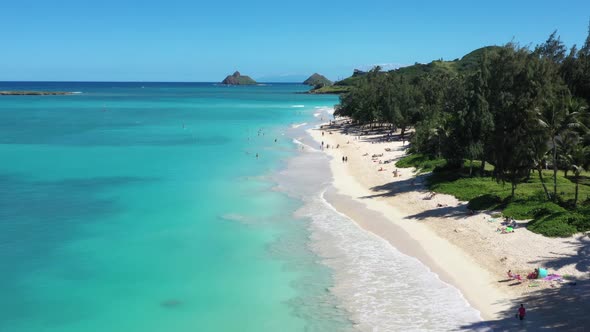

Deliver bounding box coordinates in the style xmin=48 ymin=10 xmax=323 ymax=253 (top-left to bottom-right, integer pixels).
xmin=279 ymin=121 xmax=485 ymax=330
xmin=306 ymin=121 xmax=513 ymax=323
xmin=315 ymin=188 xmax=485 ymax=329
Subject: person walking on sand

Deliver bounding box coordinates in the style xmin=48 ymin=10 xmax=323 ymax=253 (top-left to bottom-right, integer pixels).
xmin=517 ymin=304 xmax=526 ymax=321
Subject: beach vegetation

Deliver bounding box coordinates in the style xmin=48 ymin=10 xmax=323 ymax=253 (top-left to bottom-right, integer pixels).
xmin=309 ymin=85 xmax=351 ymax=94
xmin=334 ymin=24 xmax=590 ymax=237
xmin=336 ymin=24 xmax=590 ymax=237
xmin=394 ymin=153 xmax=446 ymax=173
xmin=396 ymin=154 xmax=590 ymax=236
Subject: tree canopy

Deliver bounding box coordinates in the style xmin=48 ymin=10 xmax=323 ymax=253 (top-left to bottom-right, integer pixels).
xmin=335 ymin=25 xmax=590 ymax=207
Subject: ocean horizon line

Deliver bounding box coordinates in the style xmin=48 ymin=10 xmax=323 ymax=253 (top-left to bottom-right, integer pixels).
xmin=0 ymin=80 xmax=309 ymax=84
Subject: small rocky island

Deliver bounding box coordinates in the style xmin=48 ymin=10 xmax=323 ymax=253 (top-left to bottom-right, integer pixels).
xmin=0 ymin=91 xmax=75 ymax=96
xmin=221 ymin=71 xmax=257 ymax=85
xmin=303 ymin=73 xmax=333 ymax=87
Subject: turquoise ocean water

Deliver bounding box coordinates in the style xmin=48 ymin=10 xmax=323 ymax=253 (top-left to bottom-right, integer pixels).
xmin=0 ymin=82 xmax=351 ymax=332
xmin=1 ymin=82 xmax=484 ymax=332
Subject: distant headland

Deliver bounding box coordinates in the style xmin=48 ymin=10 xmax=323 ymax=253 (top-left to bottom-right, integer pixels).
xmin=221 ymin=71 xmax=257 ymax=85
xmin=0 ymin=91 xmax=75 ymax=96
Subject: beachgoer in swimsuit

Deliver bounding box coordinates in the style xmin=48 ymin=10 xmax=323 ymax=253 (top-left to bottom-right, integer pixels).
xmin=517 ymin=304 xmax=526 ymax=320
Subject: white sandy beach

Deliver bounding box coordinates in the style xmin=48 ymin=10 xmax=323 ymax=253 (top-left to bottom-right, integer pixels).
xmin=306 ymin=117 xmax=590 ymax=330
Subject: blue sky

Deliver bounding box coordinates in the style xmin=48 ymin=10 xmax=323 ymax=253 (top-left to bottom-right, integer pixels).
xmin=1 ymin=0 xmax=589 ymax=82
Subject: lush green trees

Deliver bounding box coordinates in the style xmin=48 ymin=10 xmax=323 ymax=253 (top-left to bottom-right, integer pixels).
xmin=334 ymin=26 xmax=590 ymax=205
xmin=540 ymin=97 xmax=584 ymax=199
xmin=484 ymin=46 xmax=551 ymax=197
xmin=561 ymin=22 xmax=590 ymax=104
xmin=460 ymin=56 xmax=492 ymax=176
xmin=569 ymin=143 xmax=590 ymax=207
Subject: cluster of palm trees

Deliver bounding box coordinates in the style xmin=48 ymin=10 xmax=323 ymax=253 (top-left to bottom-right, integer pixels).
xmin=335 ymin=29 xmax=590 ymax=207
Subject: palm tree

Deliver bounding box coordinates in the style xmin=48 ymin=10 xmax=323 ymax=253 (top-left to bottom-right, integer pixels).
xmin=530 ymin=130 xmax=552 ymax=200
xmin=429 ymin=121 xmax=450 ymax=159
xmin=569 ymin=143 xmax=590 ymax=207
xmin=556 ymin=129 xmax=580 ymax=178
xmin=540 ymin=98 xmax=583 ymax=201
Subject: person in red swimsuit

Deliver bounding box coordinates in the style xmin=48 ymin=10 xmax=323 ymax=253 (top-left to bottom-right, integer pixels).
xmin=517 ymin=304 xmax=526 ymax=320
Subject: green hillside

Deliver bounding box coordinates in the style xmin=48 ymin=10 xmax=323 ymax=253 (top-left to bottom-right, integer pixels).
xmin=312 ymin=46 xmax=502 ymax=94
xmin=392 ymin=46 xmax=502 ymax=79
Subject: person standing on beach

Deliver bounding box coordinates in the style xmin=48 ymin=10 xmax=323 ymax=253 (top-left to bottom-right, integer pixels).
xmin=517 ymin=304 xmax=526 ymax=321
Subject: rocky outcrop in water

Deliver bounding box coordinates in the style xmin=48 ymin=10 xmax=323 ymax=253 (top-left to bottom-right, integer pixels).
xmin=221 ymin=71 xmax=257 ymax=85
xmin=303 ymin=73 xmax=333 ymax=87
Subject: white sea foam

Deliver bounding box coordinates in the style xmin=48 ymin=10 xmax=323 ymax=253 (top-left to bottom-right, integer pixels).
xmin=291 ymin=138 xmax=319 ymax=152
xmin=322 ymin=107 xmax=336 ymax=115
xmin=314 ymin=106 xmax=335 ymax=114
xmin=291 ymin=122 xmax=308 ymax=129
xmin=274 ymin=144 xmax=486 ymax=332
xmin=71 ymin=91 xmax=83 ymax=94
xmin=291 ymin=104 xmax=305 ymax=108
xmin=302 ymin=193 xmax=485 ymax=331
xmin=311 ymin=106 xmax=335 ymax=119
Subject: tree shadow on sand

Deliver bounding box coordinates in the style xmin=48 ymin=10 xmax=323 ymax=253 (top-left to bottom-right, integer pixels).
xmin=528 ymin=236 xmax=590 ymax=274
xmin=359 ymin=175 xmax=472 ymax=221
xmin=458 ymin=234 xmax=590 ymax=331
xmin=458 ymin=270 xmax=590 ymax=331
xmin=358 ymin=171 xmax=590 ymax=330
xmin=405 ymin=204 xmax=471 ymax=221
xmin=359 ymin=174 xmax=430 ymax=199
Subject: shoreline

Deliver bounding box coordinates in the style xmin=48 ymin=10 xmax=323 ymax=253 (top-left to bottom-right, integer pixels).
xmin=305 ymin=116 xmax=590 ymax=329
xmin=322 ymin=187 xmax=486 ymax=315
xmin=307 ymin=126 xmax=508 ymax=321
